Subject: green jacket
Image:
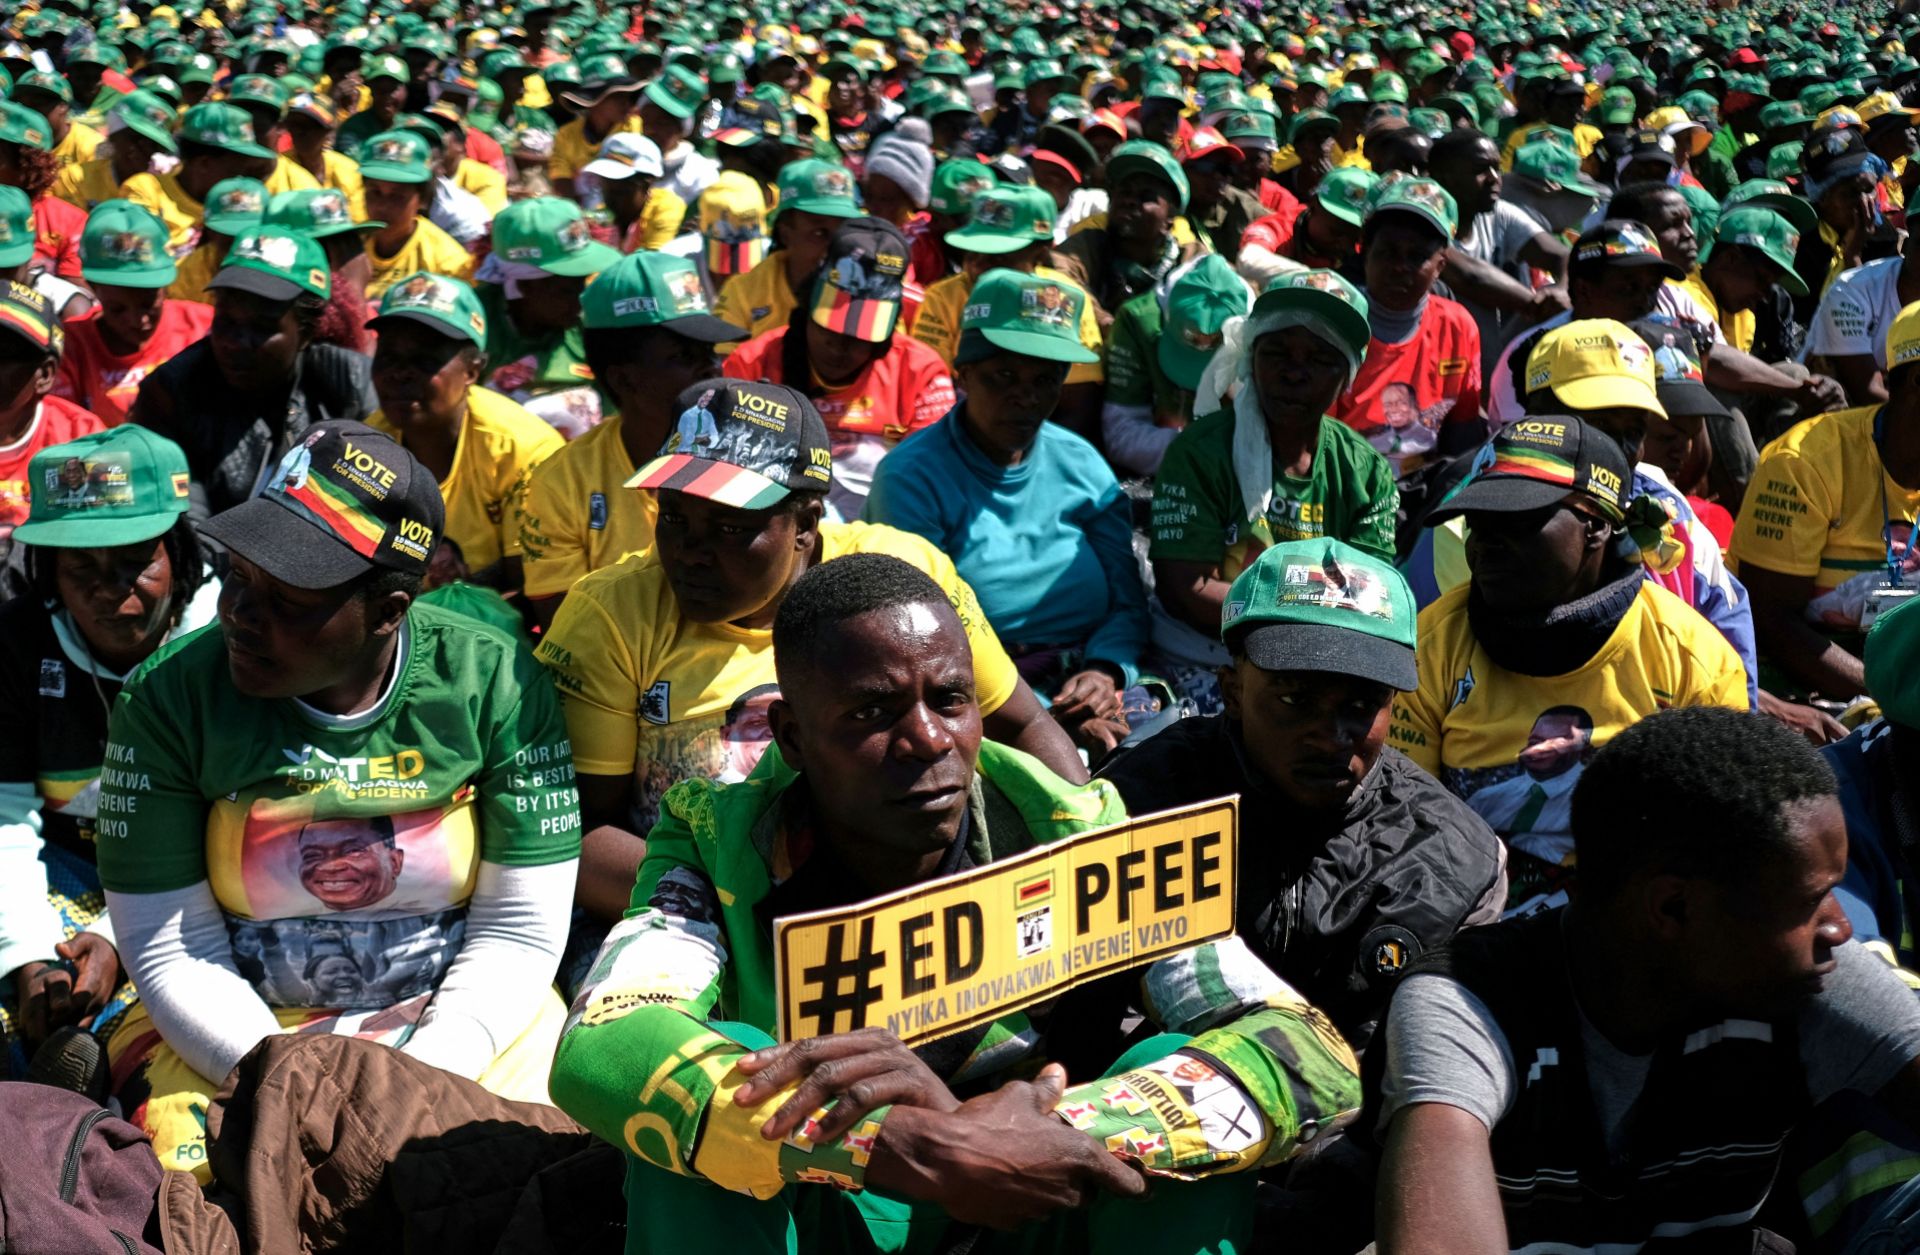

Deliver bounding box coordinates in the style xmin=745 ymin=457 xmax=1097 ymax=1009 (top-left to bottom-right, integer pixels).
xmin=549 ymin=740 xmax=1361 ymax=1201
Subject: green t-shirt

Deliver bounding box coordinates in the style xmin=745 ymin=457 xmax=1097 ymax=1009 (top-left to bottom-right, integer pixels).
xmin=95 ymin=603 xmax=579 ymax=1009
xmin=1148 ymin=406 xmax=1398 ymax=579
xmin=1106 ymin=288 xmax=1193 ymax=421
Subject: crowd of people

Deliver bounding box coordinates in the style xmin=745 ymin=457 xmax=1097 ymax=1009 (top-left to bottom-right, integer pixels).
xmin=5 ymin=0 xmax=1920 ymax=1251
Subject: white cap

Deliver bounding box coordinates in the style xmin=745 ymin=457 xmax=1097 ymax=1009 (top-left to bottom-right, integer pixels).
xmin=582 ymin=132 xmax=664 ymax=181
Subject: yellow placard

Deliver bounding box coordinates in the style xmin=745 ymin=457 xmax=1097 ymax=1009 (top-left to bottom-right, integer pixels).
xmin=774 ymin=798 xmax=1239 ymax=1046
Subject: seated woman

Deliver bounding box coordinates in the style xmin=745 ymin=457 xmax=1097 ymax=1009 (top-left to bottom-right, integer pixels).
xmin=0 ymin=427 xmax=214 ymax=1082
xmin=722 ymin=216 xmax=954 ymax=519
xmin=1148 ymin=269 xmax=1399 ymax=712
xmin=866 ymin=269 xmax=1150 ymax=757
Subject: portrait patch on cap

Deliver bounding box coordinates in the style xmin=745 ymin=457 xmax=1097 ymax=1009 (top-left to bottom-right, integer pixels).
xmin=367 ymin=136 xmax=414 ymax=165
xmin=1277 ymin=556 xmax=1397 ymax=621
xmin=811 ymin=167 xmax=854 ymax=200
xmin=1287 ymin=269 xmax=1360 ymax=303
xmin=309 ymin=191 xmax=353 ymax=226
xmin=216 ymin=186 xmax=264 ymax=217
xmin=390 ymin=272 xmax=459 ymax=313
xmin=231 ymin=232 xmax=301 ymax=271
xmin=1019 ymin=282 xmax=1077 ymax=329
xmin=556 ymin=215 xmax=593 ymax=254
xmin=42 ymin=457 xmax=133 ymax=511
xmin=665 ymin=267 xmax=707 ymax=314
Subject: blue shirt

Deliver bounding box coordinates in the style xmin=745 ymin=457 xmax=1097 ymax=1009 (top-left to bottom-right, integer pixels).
xmin=864 ymin=404 xmax=1150 ymax=687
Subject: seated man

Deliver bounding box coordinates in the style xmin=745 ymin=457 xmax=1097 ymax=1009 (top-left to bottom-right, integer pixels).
xmin=1374 ymin=706 xmax=1920 ymax=1255
xmin=1393 ymin=414 xmax=1749 ymax=914
xmin=535 ymin=380 xmax=1085 ymax=929
xmin=1236 ymin=166 xmax=1375 ymax=289
xmin=549 ymin=552 xmax=1363 ymax=1254
xmin=96 ymin=421 xmax=581 ymax=1177
xmin=1052 ymin=140 xmax=1208 ymax=323
xmin=1731 ymin=303 xmax=1920 ymax=702
xmin=1102 ymin=538 xmax=1506 ymax=1047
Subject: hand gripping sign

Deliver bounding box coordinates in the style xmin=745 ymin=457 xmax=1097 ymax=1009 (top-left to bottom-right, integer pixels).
xmin=774 ymin=799 xmax=1239 ymax=1046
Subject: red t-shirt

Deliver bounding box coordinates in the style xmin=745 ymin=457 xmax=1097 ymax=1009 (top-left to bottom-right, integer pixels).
xmin=465 ymin=127 xmax=510 ymax=177
xmin=33 ymin=196 xmax=85 ymax=283
xmin=1258 ymin=179 xmax=1300 ymax=216
xmin=0 ymin=395 xmax=108 ymax=532
xmin=1238 ymin=202 xmax=1350 ymax=271
xmin=1332 ymin=294 xmax=1482 ymax=475
xmin=53 ymin=300 xmax=214 ymax=428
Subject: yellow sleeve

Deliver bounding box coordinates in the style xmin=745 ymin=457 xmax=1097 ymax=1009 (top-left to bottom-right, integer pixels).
xmin=464 ymin=160 xmax=509 ymax=214
xmin=908 ymin=282 xmax=961 ymax=363
xmin=548 ymin=124 xmax=586 ymax=182
xmin=498 ymin=428 xmax=564 ymax=561
xmin=1673 ymin=609 xmax=1754 ymax=714
xmin=637 ymin=188 xmax=687 ymax=251
xmin=884 ymin=532 xmax=1018 ymax=714
xmin=50 ymin=162 xmax=85 ymax=209
xmin=433 ymin=229 xmax=477 ymax=282
xmin=712 ymin=267 xmax=759 ymax=356
xmin=1390 ymin=607 xmax=1448 ymax=775
xmin=534 ymin=581 xmax=643 ymax=776
xmin=1729 ymin=436 xmax=1838 ymax=579
xmin=517 ymin=454 xmax=590 ymax=599
xmin=1068 ymin=282 xmax=1105 ymax=386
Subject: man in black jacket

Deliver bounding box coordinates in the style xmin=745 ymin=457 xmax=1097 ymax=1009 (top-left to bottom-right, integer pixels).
xmin=1101 ymin=536 xmax=1505 ymax=1049
xmin=127 ymin=228 xmax=376 ymax=520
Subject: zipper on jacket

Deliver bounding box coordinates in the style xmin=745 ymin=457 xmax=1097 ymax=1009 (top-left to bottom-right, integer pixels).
xmin=60 ymin=1107 xmax=111 ymax=1204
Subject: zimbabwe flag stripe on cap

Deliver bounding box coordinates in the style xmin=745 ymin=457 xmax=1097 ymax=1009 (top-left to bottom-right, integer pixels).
xmin=283 ymin=474 xmax=387 ymax=556
xmin=812 ymin=284 xmax=896 ymax=341
xmin=1487 ymin=448 xmax=1577 ymax=486
xmin=628 ymin=453 xmax=788 ymax=509
xmin=0 ymin=300 xmax=50 ymax=347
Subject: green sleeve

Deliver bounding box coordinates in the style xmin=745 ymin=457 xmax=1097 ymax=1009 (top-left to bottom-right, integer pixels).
xmin=549 ymin=779 xmax=886 ymax=1198
xmin=476 ymin=635 xmax=583 ymax=866
xmin=94 ymin=661 xmax=212 ymax=894
xmin=1338 ymin=432 xmax=1401 ymax=562
xmin=1105 ymin=301 xmax=1155 ymax=407
xmin=1149 ymin=415 xmax=1235 ymax=564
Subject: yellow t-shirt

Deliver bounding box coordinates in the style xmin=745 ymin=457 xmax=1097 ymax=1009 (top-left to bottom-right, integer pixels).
xmin=365 ymin=216 xmax=475 ymax=300
xmin=517 ymin=414 xmax=660 ymax=599
xmin=1730 ymin=404 xmax=1920 ymax=593
xmin=166 ymin=241 xmax=221 ymax=305
xmin=910 ymin=265 xmax=1105 ymax=385
xmin=1391 ymin=579 xmax=1749 ymax=880
xmin=713 ymin=252 xmax=801 ymax=350
xmin=1500 ymin=121 xmax=1605 ymax=169
xmin=52 ymin=121 xmax=104 ymax=170
xmin=1331 ymin=141 xmax=1370 ymax=170
xmin=51 ymin=156 xmax=120 ymax=211
xmin=317 ymin=149 xmax=367 ymax=221
xmin=549 ymin=115 xmax=644 ymax=184
xmin=535 ymin=520 xmax=1020 ymax=832
xmin=121 ymin=171 xmax=203 ymax=253
xmin=265 ymin=155 xmax=322 ymax=197
xmin=456 ymin=157 xmax=509 ymax=214
xmin=367 ymin=385 xmax=563 ymax=571
xmin=1674 ymin=272 xmax=1755 ymax=355
xmin=623 ymin=186 xmax=687 ymax=252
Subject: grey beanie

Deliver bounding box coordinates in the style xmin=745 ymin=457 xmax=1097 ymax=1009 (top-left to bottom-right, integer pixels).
xmin=864 ymin=120 xmax=935 ymax=210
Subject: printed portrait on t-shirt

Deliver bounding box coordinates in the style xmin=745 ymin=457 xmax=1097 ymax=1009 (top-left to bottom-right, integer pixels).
xmin=228 ymin=910 xmax=467 ymax=1009
xmin=294 ymin=815 xmax=406 ymax=912
xmin=1453 ymin=704 xmax=1595 ymax=865
xmin=721 ymin=683 xmax=781 ymax=782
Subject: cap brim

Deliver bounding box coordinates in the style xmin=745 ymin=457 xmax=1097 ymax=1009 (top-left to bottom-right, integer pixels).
xmin=1156 ymin=332 xmax=1213 ymax=389
xmin=1656 ymin=379 xmax=1729 ymax=419
xmin=564 ymin=80 xmax=642 ymax=108
xmin=198 ymin=497 xmax=373 ymax=589
xmin=14 ymin=507 xmax=184 ymax=548
xmin=980 ymin=325 xmax=1100 ymax=364
xmin=1552 ymin=374 xmax=1666 ymax=414
xmin=1237 ymin=622 xmax=1417 ymax=690
xmin=947 ymin=230 xmax=1032 ymax=254
xmin=1372 ymin=203 xmax=1452 ymax=240
xmin=642 ymin=84 xmax=697 ymax=118
xmin=662 ymin=312 xmax=753 ymax=342
xmin=0 ymin=241 xmax=38 ymax=268
xmin=366 ymin=309 xmax=478 ymax=343
xmin=1426 ymin=474 xmax=1588 ymax=525
xmin=627 ymin=452 xmax=794 ymax=509
xmin=1250 ymin=287 xmax=1371 ymax=357
xmin=122 ymin=117 xmax=180 ymax=154
xmin=308 ymin=218 xmax=385 ymax=237
xmin=81 ymin=261 xmax=174 ymax=287
xmin=581 ymin=157 xmax=660 ymax=180
xmin=536 ymin=240 xmax=623 ymax=276
xmin=358 ymin=163 xmax=432 ymax=184
xmin=206 ymin=266 xmax=305 ymax=302
xmin=778 ymin=197 xmax=863 ymax=219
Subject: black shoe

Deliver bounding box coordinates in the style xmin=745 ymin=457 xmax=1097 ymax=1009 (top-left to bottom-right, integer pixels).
xmin=27 ymin=1025 xmax=109 ymax=1106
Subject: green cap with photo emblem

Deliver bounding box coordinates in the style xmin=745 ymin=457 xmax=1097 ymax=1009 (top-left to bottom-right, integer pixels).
xmin=80 ymin=199 xmax=176 ymax=287
xmin=1312 ymin=165 xmax=1380 ymax=227
xmin=946 ymin=184 xmax=1057 ymax=254
xmin=927 ymin=159 xmax=996 ymax=216
xmin=1713 ymin=205 xmax=1810 ymax=296
xmin=203 ymin=177 xmax=268 ymax=236
xmin=209 ymin=227 xmax=332 ymax=301
xmin=580 ymin=250 xmax=748 ymax=341
xmin=109 ymin=90 xmax=179 ymax=154
xmin=960 ymin=267 xmax=1098 ymax=364
xmin=0 ymin=186 xmax=33 ymax=270
xmin=179 ymin=101 xmax=275 ymax=160
xmin=367 ymin=271 xmax=487 ymax=344
xmin=492 ymin=196 xmax=622 ymax=277
xmin=357 ymin=128 xmax=435 ymax=183
xmin=1159 ymin=254 xmax=1252 ymax=390
xmin=265 ymin=187 xmax=383 ymax=237
xmin=1366 ymin=175 xmax=1459 ymax=238
xmin=13 ymin=426 xmax=193 ymax=548
xmin=1221 ymin=537 xmax=1418 ymax=689
xmin=775 ymin=157 xmax=862 ymax=219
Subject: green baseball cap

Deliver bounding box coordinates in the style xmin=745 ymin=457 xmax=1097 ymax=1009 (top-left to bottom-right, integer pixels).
xmin=582 ymin=250 xmax=751 ymax=340
xmin=12 ymin=69 xmax=72 ymax=106
xmin=959 ymin=268 xmax=1098 ymax=364
xmin=928 ymin=159 xmax=996 ymax=216
xmin=1759 ymin=99 xmax=1811 ymax=129
xmin=267 ymin=187 xmax=383 ymax=237
xmin=1313 ymin=166 xmax=1380 ymax=228
xmin=1220 ymin=537 xmax=1417 ymax=689
xmin=357 ymin=129 xmax=435 ymax=184
xmin=79 ymin=199 xmax=176 ymax=287
xmin=0 ymin=102 xmax=52 ymax=152
xmin=1106 ymin=139 xmax=1190 ymax=214
xmin=367 ymin=271 xmax=488 ymax=345
xmin=365 ymin=52 xmax=409 ymax=83
xmin=946 ymin=185 xmax=1056 ymax=255
xmin=208 ymin=227 xmax=332 ymax=302
xmin=1864 ymin=594 xmax=1920 ymax=729
xmin=1287 ymin=107 xmax=1340 ymax=147
xmin=491 ymin=196 xmax=621 ymax=277
xmin=203 ymin=177 xmax=268 ymax=236
xmin=227 ymin=73 xmax=288 ymax=113
xmin=1715 ymin=206 xmax=1810 ymax=296
xmin=0 ymin=186 xmax=32 ymax=269
xmin=13 ymin=426 xmax=194 ymax=548
xmin=1163 ymin=257 xmax=1257 ymax=394
xmin=1598 ymin=86 xmax=1638 ymax=126
xmin=774 ymin=158 xmax=861 ymax=219
xmin=1722 ymin=178 xmax=1818 ymax=238
xmin=109 ymin=90 xmax=179 ymax=155
xmin=643 ymin=64 xmax=707 ymax=119
xmin=1250 ymin=268 xmax=1372 ymax=372
xmin=179 ymin=102 xmax=274 ymax=160
xmin=1512 ymin=140 xmax=1608 ymax=196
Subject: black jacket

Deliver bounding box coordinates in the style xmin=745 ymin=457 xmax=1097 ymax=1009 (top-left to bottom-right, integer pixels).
xmin=130 ymin=339 xmax=376 ymax=520
xmin=1099 ymin=715 xmax=1507 ymax=1048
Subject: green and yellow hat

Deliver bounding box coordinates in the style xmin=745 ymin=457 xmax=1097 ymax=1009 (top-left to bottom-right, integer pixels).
xmin=80 ymin=200 xmax=176 ymax=287
xmin=946 ymin=185 xmax=1056 ymax=255
xmin=208 ymin=227 xmax=331 ymax=302
xmin=13 ymin=427 xmax=193 ymax=548
xmin=1221 ymin=537 xmax=1417 ymax=689
xmin=959 ymin=268 xmax=1098 ymax=364
xmin=204 ymin=177 xmax=268 ymax=236
xmin=367 ymin=271 xmax=488 ymax=345
xmin=492 ymin=196 xmax=622 ymax=277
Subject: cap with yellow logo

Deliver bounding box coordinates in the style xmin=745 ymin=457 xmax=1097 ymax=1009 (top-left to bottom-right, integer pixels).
xmin=1524 ymin=318 xmax=1667 ymax=418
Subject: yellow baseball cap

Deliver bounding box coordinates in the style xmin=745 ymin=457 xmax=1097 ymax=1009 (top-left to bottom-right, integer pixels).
xmin=1886 ymin=300 xmax=1920 ymax=374
xmin=1523 ymin=318 xmax=1668 ymax=418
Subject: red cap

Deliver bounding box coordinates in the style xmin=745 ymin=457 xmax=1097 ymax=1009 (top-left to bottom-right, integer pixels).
xmin=1182 ymin=126 xmax=1245 ymax=165
xmin=1729 ymin=47 xmax=1763 ymax=66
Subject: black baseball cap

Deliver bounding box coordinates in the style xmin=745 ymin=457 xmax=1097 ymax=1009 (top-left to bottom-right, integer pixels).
xmin=1628 ymin=317 xmax=1729 ymax=420
xmin=1571 ymin=219 xmax=1686 ymax=280
xmin=1426 ymin=413 xmax=1633 ymax=525
xmin=200 ymin=421 xmax=445 ymax=589
xmin=627 ymin=380 xmax=833 ymax=508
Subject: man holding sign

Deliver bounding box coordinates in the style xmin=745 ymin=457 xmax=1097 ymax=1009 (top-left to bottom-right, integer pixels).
xmin=550 ymin=552 xmax=1362 ymax=1254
